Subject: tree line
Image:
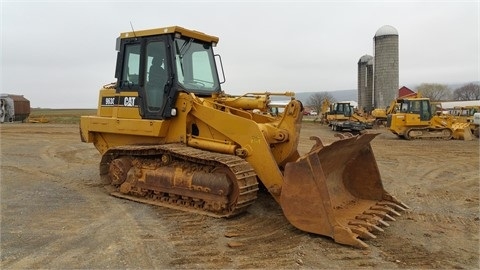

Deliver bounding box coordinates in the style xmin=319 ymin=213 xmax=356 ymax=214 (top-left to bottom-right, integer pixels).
xmin=306 ymin=82 xmax=480 ymax=111
xmin=416 ymin=82 xmax=480 ymax=102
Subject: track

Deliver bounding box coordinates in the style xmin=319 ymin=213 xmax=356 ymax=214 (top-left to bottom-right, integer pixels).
xmin=101 ymin=144 xmax=259 ymax=217
xmin=404 ymin=127 xmax=452 ymax=140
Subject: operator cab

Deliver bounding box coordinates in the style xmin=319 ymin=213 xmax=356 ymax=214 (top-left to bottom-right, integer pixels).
xmin=398 ymin=98 xmax=432 ymax=121
xmin=114 ymin=26 xmax=222 ymax=119
xmin=330 ymin=102 xmax=353 ymax=117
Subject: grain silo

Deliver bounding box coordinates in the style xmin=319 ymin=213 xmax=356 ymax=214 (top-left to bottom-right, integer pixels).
xmin=357 ymin=55 xmax=374 ymax=112
xmin=373 ymin=25 xmax=399 ymax=109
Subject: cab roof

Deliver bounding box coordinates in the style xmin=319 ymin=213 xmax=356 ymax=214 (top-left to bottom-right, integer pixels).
xmin=119 ymin=26 xmax=219 ymax=44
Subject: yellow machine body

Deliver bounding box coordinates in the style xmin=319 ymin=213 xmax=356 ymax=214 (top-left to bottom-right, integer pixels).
xmin=387 ymin=97 xmax=472 ymax=140
xmin=448 ymin=106 xmax=480 ymax=138
xmin=80 ymin=26 xmax=407 ymax=248
xmin=324 ymin=102 xmax=373 ymax=131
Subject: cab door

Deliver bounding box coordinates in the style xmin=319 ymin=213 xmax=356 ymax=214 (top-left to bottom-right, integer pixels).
xmin=116 ymin=36 xmax=171 ymax=120
xmin=141 ymin=37 xmax=170 ymax=119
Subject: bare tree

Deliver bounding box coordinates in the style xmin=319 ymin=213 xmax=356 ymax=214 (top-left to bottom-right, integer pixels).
xmin=307 ymin=92 xmax=336 ymax=115
xmin=416 ymin=83 xmax=452 ymax=101
xmin=453 ymin=83 xmax=480 ymax=100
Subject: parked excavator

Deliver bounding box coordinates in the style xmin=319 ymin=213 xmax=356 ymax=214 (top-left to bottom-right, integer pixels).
xmin=80 ymin=26 xmax=408 ymax=248
xmin=387 ymin=96 xmax=472 ymax=140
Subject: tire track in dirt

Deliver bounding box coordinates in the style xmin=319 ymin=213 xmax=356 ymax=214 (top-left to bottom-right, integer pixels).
xmin=369 ymin=136 xmax=479 ymax=269
xmin=1 ymin=126 xmax=169 ymax=269
xmin=1 ymin=135 xmax=174 ymax=269
xmin=145 ymin=192 xmax=305 ymax=269
xmin=220 ymin=196 xmax=303 ymax=269
xmin=3 ymin=198 xmax=174 ymax=269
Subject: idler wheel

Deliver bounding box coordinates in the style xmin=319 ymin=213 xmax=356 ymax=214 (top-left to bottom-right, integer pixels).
xmin=108 ymin=157 xmax=132 ymax=185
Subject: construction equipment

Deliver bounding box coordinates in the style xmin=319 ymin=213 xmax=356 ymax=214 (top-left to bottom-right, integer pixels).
xmin=387 ymin=97 xmax=472 ymax=140
xmin=448 ymin=106 xmax=480 ymax=138
xmin=371 ymin=99 xmax=399 ymax=126
xmin=474 ymin=112 xmax=480 ymax=137
xmin=80 ymin=26 xmax=407 ymax=248
xmin=0 ymin=94 xmax=30 ymax=123
xmin=28 ymin=116 xmax=50 ymax=123
xmin=371 ymin=88 xmax=421 ymax=126
xmin=325 ymin=102 xmax=373 ymax=131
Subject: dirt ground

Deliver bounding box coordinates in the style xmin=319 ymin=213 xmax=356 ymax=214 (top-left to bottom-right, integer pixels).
xmin=1 ymin=122 xmax=479 ymax=269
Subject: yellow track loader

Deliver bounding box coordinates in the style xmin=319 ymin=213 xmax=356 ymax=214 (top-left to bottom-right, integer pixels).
xmin=387 ymin=97 xmax=472 ymax=140
xmin=80 ymin=26 xmax=407 ymax=248
xmin=449 ymin=106 xmax=480 ymax=138
xmin=325 ymin=102 xmax=374 ymax=131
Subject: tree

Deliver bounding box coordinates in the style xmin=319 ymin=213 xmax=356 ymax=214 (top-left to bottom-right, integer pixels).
xmin=307 ymin=92 xmax=336 ymax=115
xmin=453 ymin=83 xmax=480 ymax=100
xmin=416 ymin=83 xmax=452 ymax=101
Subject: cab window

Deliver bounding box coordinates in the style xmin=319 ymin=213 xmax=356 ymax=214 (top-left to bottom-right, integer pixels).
xmin=120 ymin=44 xmax=141 ymax=88
xmin=174 ymin=39 xmax=220 ymax=94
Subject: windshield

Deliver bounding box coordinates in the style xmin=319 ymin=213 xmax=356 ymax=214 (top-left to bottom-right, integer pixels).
xmin=174 ymin=38 xmax=220 ymax=94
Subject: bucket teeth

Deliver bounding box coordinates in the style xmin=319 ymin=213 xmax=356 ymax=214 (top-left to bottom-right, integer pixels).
xmin=349 ymin=220 xmax=384 ymax=233
xmin=377 ymin=201 xmax=408 ymax=211
xmin=349 ymin=226 xmax=377 ymax=239
xmin=376 ymin=219 xmax=390 ymax=227
xmin=399 ymin=202 xmax=410 ymax=209
xmin=370 ymin=205 xmax=401 ymax=216
xmin=355 ymin=214 xmax=389 ymax=227
xmin=342 ymin=198 xmax=411 ymax=246
xmin=364 ymin=210 xmax=397 ymax=221
xmin=383 ymin=213 xmax=396 ymax=221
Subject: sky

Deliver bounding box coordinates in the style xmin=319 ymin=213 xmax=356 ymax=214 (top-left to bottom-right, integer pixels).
xmin=1 ymin=0 xmax=479 ymax=108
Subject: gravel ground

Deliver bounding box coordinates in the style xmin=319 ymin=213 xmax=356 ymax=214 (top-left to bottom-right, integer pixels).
xmin=1 ymin=122 xmax=478 ymax=269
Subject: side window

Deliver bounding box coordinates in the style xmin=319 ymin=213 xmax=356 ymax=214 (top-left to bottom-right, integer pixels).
xmin=345 ymin=105 xmax=352 ymax=117
xmin=411 ymin=101 xmax=421 ymax=113
xmin=400 ymin=101 xmax=409 ymax=112
xmin=121 ymin=44 xmax=141 ymax=87
xmin=192 ymin=51 xmax=215 ymax=89
xmin=420 ymin=100 xmax=431 ymax=120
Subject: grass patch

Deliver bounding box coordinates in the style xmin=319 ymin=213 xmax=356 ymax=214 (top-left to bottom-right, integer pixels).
xmin=29 ymin=108 xmax=97 ymax=124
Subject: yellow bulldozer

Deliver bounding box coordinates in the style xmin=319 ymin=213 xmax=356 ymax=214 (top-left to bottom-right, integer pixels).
xmin=323 ymin=101 xmax=374 ymax=131
xmin=387 ymin=97 xmax=472 ymax=140
xmin=371 ymin=99 xmax=399 ymax=126
xmin=80 ymin=26 xmax=407 ymax=248
xmin=448 ymin=106 xmax=480 ymax=138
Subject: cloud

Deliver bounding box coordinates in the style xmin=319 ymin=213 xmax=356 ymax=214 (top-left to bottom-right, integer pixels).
xmin=1 ymin=1 xmax=478 ymax=108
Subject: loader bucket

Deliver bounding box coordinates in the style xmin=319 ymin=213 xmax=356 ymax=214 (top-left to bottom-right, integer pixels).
xmin=280 ymin=133 xmax=408 ymax=248
xmin=452 ymin=123 xmax=473 ymax=141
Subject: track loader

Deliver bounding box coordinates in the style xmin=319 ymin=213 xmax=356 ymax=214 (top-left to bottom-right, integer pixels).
xmin=325 ymin=102 xmax=373 ymax=131
xmin=387 ymin=97 xmax=472 ymax=140
xmin=448 ymin=106 xmax=480 ymax=138
xmin=80 ymin=26 xmax=407 ymax=248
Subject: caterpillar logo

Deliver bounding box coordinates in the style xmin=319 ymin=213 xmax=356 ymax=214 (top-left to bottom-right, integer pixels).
xmin=101 ymin=96 xmax=138 ymax=107
xmin=123 ymin=97 xmax=136 ymax=107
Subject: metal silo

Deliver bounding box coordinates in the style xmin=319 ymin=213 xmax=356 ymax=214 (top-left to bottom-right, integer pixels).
xmin=373 ymin=25 xmax=399 ymax=109
xmin=357 ymin=55 xmax=373 ymax=112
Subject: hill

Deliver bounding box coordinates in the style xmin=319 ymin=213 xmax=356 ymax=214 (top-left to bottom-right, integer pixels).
xmin=292 ymin=81 xmax=480 ymax=105
xmin=294 ymin=89 xmax=357 ymax=104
